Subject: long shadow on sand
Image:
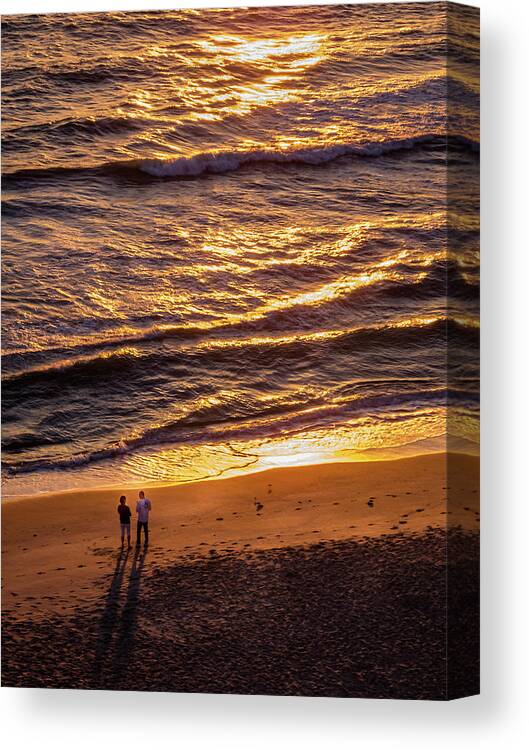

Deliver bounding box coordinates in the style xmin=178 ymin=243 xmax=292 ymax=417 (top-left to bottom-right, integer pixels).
xmin=92 ymin=545 xmax=148 ymax=687
xmin=112 ymin=545 xmax=149 ymax=686
xmin=93 ymin=546 xmax=131 ymax=682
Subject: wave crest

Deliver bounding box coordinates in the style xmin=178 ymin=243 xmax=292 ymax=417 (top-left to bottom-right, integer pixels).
xmin=2 ymin=134 xmax=478 ymax=183
xmin=136 ymin=135 xmax=476 ymax=178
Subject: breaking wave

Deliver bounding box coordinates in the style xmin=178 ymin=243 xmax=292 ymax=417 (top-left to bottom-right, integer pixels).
xmin=2 ymin=134 xmax=478 ymax=183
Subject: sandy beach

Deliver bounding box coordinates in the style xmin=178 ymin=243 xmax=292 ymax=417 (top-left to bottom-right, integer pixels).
xmin=2 ymin=453 xmax=479 ymax=698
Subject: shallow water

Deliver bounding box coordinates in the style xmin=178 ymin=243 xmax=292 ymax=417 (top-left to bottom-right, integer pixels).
xmin=1 ymin=3 xmax=479 ymax=495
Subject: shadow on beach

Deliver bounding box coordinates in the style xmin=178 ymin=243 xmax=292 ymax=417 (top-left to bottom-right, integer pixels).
xmin=93 ymin=544 xmax=149 ymax=687
xmin=2 ymin=529 xmax=478 ymax=698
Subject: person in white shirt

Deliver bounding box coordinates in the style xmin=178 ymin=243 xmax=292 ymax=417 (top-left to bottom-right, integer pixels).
xmin=136 ymin=490 xmax=152 ymax=546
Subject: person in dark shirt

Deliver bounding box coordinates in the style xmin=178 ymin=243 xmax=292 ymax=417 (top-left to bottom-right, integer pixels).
xmin=117 ymin=495 xmax=132 ymax=548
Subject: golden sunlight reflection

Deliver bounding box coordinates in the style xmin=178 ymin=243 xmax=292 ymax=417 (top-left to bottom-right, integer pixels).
xmin=124 ymin=32 xmax=328 ymax=128
xmin=121 ymin=408 xmax=449 ymax=486
xmin=194 ymin=314 xmax=442 ymax=356
xmin=202 ymin=33 xmax=326 ymax=115
xmin=197 ymin=33 xmax=324 ymax=65
xmin=209 ymin=248 xmax=429 ymax=326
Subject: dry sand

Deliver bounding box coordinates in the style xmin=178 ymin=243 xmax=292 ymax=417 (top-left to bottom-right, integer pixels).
xmin=2 ymin=453 xmax=479 ymax=699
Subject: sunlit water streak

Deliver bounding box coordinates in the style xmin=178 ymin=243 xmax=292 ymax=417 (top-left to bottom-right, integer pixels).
xmin=1 ymin=3 xmax=479 ymax=495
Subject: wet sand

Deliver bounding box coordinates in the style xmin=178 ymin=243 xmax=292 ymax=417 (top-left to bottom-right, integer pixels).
xmin=1 ymin=453 xmax=479 ymax=698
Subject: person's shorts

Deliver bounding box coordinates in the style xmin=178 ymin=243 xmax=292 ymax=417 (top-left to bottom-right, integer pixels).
xmin=120 ymin=523 xmax=131 ymax=534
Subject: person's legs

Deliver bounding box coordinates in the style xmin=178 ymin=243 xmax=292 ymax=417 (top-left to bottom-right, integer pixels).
xmin=126 ymin=523 xmax=131 ymax=546
xmin=144 ymin=522 xmax=149 ymax=545
xmin=136 ymin=520 xmax=141 ymax=546
xmin=120 ymin=523 xmax=125 ymax=546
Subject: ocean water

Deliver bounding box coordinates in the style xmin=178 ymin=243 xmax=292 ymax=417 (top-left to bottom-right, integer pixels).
xmin=1 ymin=3 xmax=479 ymax=496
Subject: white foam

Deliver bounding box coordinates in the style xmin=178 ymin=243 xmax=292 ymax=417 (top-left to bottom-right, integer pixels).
xmin=136 ymin=136 xmax=439 ymax=178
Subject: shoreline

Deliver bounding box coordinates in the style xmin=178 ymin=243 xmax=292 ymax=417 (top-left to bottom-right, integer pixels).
xmin=1 ymin=445 xmax=480 ymax=504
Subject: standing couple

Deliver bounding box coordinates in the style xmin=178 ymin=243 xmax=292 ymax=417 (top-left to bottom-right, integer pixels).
xmin=117 ymin=490 xmax=151 ymax=548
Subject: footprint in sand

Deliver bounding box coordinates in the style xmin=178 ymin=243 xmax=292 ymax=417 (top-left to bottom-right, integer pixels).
xmin=399 ymin=521 xmax=407 ymax=525
xmin=416 ymin=508 xmax=425 ymax=512
xmin=216 ymin=517 xmax=224 ymax=521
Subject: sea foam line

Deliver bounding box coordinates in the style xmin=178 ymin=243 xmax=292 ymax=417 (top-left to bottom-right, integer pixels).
xmin=3 ymin=134 xmax=478 ymax=182
xmin=135 ymin=134 xmax=476 ymax=178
